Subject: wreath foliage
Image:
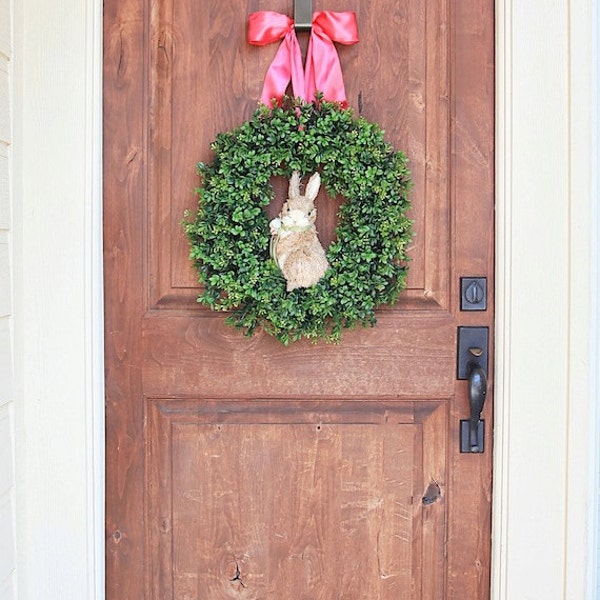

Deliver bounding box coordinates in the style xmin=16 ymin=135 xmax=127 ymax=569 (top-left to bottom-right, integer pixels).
xmin=183 ymin=98 xmax=413 ymax=344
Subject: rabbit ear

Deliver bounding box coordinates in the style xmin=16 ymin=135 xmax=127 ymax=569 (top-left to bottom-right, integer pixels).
xmin=288 ymin=171 xmax=301 ymax=198
xmin=305 ymin=172 xmax=321 ymax=201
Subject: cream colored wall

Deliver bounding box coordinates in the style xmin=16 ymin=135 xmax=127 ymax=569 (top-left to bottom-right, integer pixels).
xmin=7 ymin=0 xmax=598 ymax=599
xmin=0 ymin=0 xmax=16 ymax=597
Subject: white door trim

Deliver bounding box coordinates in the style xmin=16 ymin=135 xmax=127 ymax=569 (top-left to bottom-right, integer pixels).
xmin=13 ymin=1 xmax=105 ymax=598
xmin=492 ymin=0 xmax=597 ymax=598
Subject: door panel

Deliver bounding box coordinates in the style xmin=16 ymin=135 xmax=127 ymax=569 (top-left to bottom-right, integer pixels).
xmin=148 ymin=0 xmax=449 ymax=312
xmin=104 ymin=0 xmax=494 ymax=598
xmin=147 ymin=401 xmax=446 ymax=599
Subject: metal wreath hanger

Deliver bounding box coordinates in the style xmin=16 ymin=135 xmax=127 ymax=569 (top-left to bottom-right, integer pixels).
xmin=294 ymin=0 xmax=313 ymax=31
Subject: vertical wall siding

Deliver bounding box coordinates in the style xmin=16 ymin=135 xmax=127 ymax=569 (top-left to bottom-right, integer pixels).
xmin=0 ymin=0 xmax=15 ymax=598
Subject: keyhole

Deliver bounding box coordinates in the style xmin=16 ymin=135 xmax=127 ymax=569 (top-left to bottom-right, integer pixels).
xmin=465 ymin=280 xmax=484 ymax=305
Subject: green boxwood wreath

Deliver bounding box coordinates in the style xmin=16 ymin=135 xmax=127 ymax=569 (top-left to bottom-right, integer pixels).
xmin=183 ymin=98 xmax=413 ymax=344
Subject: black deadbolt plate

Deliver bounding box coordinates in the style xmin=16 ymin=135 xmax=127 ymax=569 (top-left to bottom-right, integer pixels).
xmin=460 ymin=277 xmax=487 ymax=311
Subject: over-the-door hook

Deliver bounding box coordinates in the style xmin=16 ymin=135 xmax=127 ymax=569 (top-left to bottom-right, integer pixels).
xmin=294 ymin=0 xmax=313 ymax=31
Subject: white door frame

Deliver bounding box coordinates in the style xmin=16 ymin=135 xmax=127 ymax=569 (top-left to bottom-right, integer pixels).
xmin=493 ymin=1 xmax=598 ymax=598
xmin=12 ymin=0 xmax=598 ymax=598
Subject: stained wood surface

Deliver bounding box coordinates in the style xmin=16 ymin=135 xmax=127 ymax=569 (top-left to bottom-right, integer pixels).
xmin=104 ymin=0 xmax=494 ymax=598
xmin=147 ymin=401 xmax=446 ymax=599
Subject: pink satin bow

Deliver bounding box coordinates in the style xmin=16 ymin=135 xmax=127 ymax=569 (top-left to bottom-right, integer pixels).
xmin=248 ymin=10 xmax=358 ymax=106
xmin=248 ymin=11 xmax=305 ymax=105
xmin=304 ymin=11 xmax=359 ymax=107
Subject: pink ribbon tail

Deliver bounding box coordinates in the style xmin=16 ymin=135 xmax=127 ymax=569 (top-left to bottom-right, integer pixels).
xmin=304 ymin=11 xmax=359 ymax=106
xmin=248 ymin=11 xmax=305 ymax=105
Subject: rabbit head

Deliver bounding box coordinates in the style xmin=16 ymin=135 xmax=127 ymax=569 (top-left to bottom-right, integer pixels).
xmin=279 ymin=171 xmax=321 ymax=228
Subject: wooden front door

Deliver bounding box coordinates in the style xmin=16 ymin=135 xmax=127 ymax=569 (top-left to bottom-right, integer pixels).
xmin=103 ymin=1 xmax=494 ymax=598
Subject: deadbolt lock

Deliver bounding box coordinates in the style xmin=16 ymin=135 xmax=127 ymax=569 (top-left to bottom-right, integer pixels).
xmin=460 ymin=277 xmax=487 ymax=311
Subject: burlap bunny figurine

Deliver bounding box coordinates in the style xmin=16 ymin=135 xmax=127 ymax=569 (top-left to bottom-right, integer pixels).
xmin=269 ymin=171 xmax=330 ymax=291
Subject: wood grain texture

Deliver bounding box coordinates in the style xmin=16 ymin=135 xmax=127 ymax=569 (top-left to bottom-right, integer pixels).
xmin=103 ymin=1 xmax=147 ymax=598
xmin=104 ymin=0 xmax=494 ymax=597
xmin=147 ymin=400 xmax=446 ymax=599
xmin=142 ymin=313 xmax=455 ymax=399
xmin=446 ymin=0 xmax=495 ymax=596
xmin=147 ymin=0 xmax=450 ymax=311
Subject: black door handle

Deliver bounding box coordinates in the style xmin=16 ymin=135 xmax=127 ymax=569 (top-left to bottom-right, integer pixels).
xmin=457 ymin=327 xmax=488 ymax=453
xmin=467 ymin=365 xmax=487 ymax=451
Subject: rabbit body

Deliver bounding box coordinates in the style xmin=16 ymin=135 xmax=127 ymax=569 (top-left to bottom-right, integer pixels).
xmin=270 ymin=172 xmax=330 ymax=292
